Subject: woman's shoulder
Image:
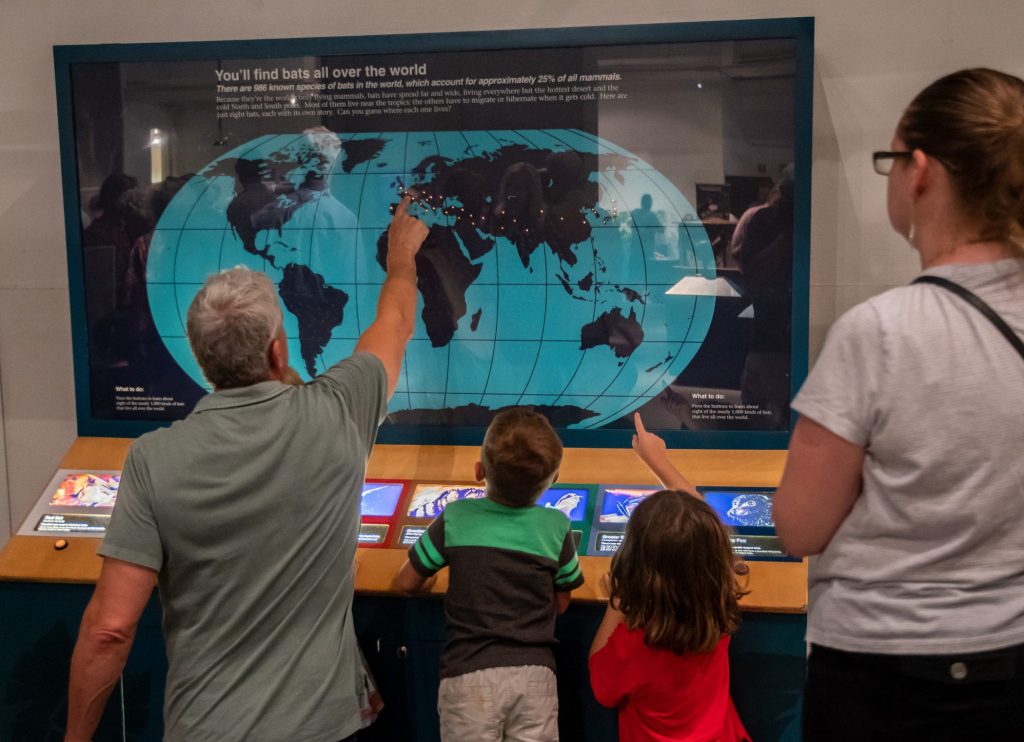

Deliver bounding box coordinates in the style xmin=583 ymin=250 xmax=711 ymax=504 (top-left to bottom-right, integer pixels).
xmin=843 ymin=258 xmax=1024 ymax=328
xmin=828 ymin=285 xmax=929 ymax=345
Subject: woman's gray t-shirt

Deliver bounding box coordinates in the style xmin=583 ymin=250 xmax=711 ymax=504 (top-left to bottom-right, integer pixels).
xmin=792 ymin=258 xmax=1024 ymax=654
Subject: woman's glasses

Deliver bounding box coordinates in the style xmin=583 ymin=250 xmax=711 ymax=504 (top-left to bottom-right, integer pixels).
xmin=872 ymin=151 xmax=913 ymax=175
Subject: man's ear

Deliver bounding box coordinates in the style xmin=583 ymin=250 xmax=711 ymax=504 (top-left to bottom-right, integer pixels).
xmin=474 ymin=461 xmax=485 ymax=482
xmin=267 ymin=333 xmax=289 ymax=381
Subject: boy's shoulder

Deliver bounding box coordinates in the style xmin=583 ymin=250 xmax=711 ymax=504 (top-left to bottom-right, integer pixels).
xmin=448 ymin=497 xmax=570 ymax=526
xmin=442 ymin=498 xmax=570 ymax=553
xmin=532 ymin=502 xmax=573 ymax=528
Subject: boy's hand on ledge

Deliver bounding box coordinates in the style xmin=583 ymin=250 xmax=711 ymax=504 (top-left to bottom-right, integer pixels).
xmin=393 ymin=559 xmax=437 ymax=592
xmin=555 ymin=591 xmax=572 ymax=614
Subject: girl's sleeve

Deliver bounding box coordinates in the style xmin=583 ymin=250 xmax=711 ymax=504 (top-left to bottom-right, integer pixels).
xmin=589 ymin=624 xmax=630 ymax=707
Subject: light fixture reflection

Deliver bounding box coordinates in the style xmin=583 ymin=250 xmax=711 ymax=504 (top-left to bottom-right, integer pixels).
xmin=149 ymin=128 xmax=166 ymax=184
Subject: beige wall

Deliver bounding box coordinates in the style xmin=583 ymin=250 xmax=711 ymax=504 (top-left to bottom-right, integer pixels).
xmin=2 ymin=0 xmax=1022 ymax=546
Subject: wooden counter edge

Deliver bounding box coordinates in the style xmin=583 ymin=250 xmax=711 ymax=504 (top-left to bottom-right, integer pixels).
xmin=2 ymin=538 xmax=806 ymax=613
xmin=6 ymin=438 xmax=804 ymax=612
xmin=0 ymin=535 xmax=103 ymax=584
xmin=354 ymin=551 xmax=806 ymax=614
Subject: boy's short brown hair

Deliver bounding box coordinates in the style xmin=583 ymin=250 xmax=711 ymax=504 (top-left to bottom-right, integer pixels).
xmin=481 ymin=409 xmax=563 ymax=507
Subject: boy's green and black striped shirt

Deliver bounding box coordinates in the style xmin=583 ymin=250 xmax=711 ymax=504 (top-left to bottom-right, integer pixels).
xmin=408 ymin=496 xmax=584 ymax=678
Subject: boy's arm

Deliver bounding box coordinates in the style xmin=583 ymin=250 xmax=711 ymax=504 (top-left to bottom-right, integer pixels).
xmin=394 ymin=559 xmax=437 ymax=592
xmin=632 ymin=413 xmax=701 ymax=498
xmin=393 ymin=512 xmax=447 ymax=591
xmin=553 ymin=528 xmax=584 ymax=615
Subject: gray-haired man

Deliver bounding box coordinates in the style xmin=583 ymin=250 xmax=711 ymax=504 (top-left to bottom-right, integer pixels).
xmin=65 ymin=199 xmax=428 ymax=742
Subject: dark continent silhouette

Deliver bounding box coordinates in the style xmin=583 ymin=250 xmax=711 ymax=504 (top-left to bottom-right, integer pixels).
xmin=278 ymin=264 xmax=349 ymax=377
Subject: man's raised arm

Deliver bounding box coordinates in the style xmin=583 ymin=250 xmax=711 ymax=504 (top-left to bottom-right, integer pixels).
xmin=355 ymin=195 xmax=428 ymax=398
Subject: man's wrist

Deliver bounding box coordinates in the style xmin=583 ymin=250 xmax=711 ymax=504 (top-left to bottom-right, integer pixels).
xmin=385 ymin=260 xmax=417 ymax=279
xmin=386 ymin=251 xmax=418 ymax=276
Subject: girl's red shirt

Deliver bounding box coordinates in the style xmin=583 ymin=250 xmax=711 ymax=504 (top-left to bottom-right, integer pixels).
xmin=590 ymin=623 xmax=750 ymax=742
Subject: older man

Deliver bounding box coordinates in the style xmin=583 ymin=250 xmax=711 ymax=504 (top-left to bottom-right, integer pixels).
xmin=65 ymin=198 xmax=428 ymax=742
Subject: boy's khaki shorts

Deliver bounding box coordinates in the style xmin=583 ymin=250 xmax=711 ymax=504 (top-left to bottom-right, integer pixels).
xmin=438 ymin=665 xmax=559 ymax=742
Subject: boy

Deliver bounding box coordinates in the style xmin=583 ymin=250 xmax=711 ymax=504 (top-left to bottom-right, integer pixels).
xmin=395 ymin=409 xmax=584 ymax=741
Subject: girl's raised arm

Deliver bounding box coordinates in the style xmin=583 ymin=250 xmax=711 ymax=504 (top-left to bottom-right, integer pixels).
xmin=632 ymin=413 xmax=701 ymax=498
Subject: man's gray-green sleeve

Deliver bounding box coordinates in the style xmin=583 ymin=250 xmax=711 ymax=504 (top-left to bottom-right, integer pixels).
xmin=97 ymin=444 xmax=163 ymax=571
xmin=317 ymin=351 xmax=389 ymax=455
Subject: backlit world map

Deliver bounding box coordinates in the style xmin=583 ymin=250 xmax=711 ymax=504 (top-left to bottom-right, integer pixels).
xmin=146 ymin=129 xmax=716 ymax=428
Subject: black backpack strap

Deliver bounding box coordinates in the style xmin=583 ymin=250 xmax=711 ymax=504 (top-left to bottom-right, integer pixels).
xmin=912 ymin=275 xmax=1024 ymax=362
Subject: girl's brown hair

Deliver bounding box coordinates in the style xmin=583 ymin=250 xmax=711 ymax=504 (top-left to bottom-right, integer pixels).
xmin=608 ymin=490 xmax=745 ymax=654
xmin=898 ymin=68 xmax=1024 ymax=251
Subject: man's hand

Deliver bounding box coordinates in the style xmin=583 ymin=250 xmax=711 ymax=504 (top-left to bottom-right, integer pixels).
xmin=386 ymin=195 xmax=429 ymax=270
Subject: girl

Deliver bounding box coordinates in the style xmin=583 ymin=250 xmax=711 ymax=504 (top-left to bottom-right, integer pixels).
xmin=589 ymin=482 xmax=750 ymax=742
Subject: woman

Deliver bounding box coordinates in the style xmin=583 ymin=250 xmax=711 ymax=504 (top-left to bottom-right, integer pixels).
xmin=773 ymin=68 xmax=1024 ymax=741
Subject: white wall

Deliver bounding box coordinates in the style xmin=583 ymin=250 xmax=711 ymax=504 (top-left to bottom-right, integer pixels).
xmin=0 ymin=359 xmax=9 ymax=542
xmin=2 ymin=0 xmax=1023 ymax=546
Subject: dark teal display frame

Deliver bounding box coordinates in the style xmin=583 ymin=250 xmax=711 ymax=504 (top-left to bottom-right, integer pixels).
xmin=55 ymin=17 xmax=814 ymax=448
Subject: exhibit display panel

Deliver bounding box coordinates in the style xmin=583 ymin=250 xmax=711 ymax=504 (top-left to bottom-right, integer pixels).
xmin=405 ymin=482 xmax=486 ymax=520
xmin=55 ymin=18 xmax=813 ymax=449
xmin=393 ymin=481 xmax=594 ymax=552
xmin=358 ymin=479 xmax=409 ymax=547
xmin=536 ymin=484 xmax=595 ymax=550
xmin=16 ymin=470 xmax=122 ymax=537
xmin=585 ymin=483 xmax=795 ymax=560
xmin=15 ymin=473 xmax=409 ymax=547
xmin=0 ymin=438 xmax=805 ymax=615
xmin=699 ymin=486 xmax=798 ymax=561
xmin=398 ymin=482 xmax=482 ymax=546
xmin=586 ymin=484 xmax=660 ymax=555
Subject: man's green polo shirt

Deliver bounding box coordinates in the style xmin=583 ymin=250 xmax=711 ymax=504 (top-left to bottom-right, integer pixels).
xmin=99 ymin=353 xmax=386 ymax=742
